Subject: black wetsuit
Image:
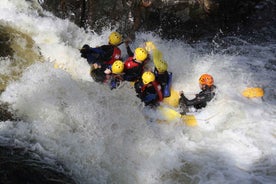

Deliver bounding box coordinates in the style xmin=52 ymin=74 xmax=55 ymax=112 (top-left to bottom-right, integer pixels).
xmin=179 ymin=85 xmax=216 ymax=114
xmin=81 ymin=44 xmax=121 ymax=84
xmin=80 ymin=44 xmax=116 ymax=65
xmin=126 ymin=45 xmax=134 ymax=57
xmin=134 ymin=80 xmax=163 ymax=107
xmin=154 ymin=67 xmax=170 ymax=94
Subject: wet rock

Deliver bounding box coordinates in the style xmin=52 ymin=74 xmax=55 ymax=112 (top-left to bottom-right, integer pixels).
xmin=0 ymin=23 xmax=43 ymax=92
xmin=0 ymin=142 xmax=77 ymax=184
xmin=0 ymin=103 xmax=15 ymax=121
xmin=38 ymin=0 xmax=264 ymax=40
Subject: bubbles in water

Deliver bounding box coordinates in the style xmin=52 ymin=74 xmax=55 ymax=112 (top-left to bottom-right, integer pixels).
xmin=0 ymin=0 xmax=276 ymax=183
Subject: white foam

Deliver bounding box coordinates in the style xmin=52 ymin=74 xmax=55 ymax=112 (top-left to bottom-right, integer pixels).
xmin=0 ymin=1 xmax=275 ymax=183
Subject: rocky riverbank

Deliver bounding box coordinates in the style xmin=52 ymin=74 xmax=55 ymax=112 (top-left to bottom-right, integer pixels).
xmin=39 ymin=0 xmax=267 ymax=41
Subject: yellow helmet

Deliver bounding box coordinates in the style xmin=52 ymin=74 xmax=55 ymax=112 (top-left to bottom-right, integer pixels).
xmin=155 ymin=59 xmax=168 ymax=73
xmin=142 ymin=71 xmax=155 ymax=84
xmin=109 ymin=32 xmax=122 ymax=46
xmin=135 ymin=47 xmax=148 ymax=61
xmin=111 ymin=60 xmax=124 ymax=74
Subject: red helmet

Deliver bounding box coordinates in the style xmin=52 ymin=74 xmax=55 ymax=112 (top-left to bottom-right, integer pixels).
xmin=199 ymin=74 xmax=214 ymax=86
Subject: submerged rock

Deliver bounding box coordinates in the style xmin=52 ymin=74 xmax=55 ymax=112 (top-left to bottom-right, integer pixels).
xmin=0 ymin=22 xmax=43 ymax=92
xmin=0 ymin=142 xmax=77 ymax=184
xmin=0 ymin=103 xmax=15 ymax=121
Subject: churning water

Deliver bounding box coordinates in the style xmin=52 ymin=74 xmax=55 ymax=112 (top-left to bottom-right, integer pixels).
xmin=0 ymin=0 xmax=275 ymax=183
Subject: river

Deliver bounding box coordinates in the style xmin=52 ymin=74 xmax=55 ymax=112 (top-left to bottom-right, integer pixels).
xmin=0 ymin=0 xmax=275 ymax=184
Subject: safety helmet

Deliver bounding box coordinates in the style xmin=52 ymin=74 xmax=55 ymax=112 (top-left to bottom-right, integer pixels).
xmin=199 ymin=74 xmax=214 ymax=86
xmin=155 ymin=60 xmax=168 ymax=73
xmin=142 ymin=71 xmax=155 ymax=84
xmin=109 ymin=32 xmax=122 ymax=46
xmin=111 ymin=60 xmax=124 ymax=74
xmin=135 ymin=47 xmax=148 ymax=61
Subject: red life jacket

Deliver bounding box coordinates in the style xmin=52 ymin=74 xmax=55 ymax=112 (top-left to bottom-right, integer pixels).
xmin=105 ymin=47 xmax=121 ymax=65
xmin=124 ymin=57 xmax=141 ymax=69
xmin=141 ymin=81 xmax=163 ymax=102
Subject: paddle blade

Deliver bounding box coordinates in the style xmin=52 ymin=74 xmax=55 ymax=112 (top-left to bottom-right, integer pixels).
xmin=153 ymin=49 xmax=163 ymax=63
xmin=182 ymin=115 xmax=198 ymax=127
xmin=158 ymin=106 xmax=181 ymax=122
xmin=54 ymin=63 xmax=59 ymax=69
xmin=145 ymin=41 xmax=156 ymax=52
xmin=156 ymin=106 xmax=198 ymax=127
xmin=242 ymin=87 xmax=264 ymax=98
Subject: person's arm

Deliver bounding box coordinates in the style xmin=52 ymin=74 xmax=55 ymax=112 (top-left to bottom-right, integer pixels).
xmin=99 ymin=45 xmax=114 ymax=60
xmin=180 ymin=91 xmax=211 ymax=107
xmin=152 ymin=81 xmax=163 ymax=101
xmin=179 ymin=93 xmax=190 ymax=106
xmin=125 ymin=44 xmax=134 ymax=57
xmin=134 ymin=80 xmax=144 ymax=99
xmin=124 ymin=36 xmax=135 ymax=57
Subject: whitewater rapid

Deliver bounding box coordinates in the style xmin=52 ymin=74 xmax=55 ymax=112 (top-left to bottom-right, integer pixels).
xmin=0 ymin=0 xmax=276 ymax=184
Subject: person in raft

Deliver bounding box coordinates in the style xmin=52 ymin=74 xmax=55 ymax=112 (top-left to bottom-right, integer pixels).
xmin=153 ymin=59 xmax=172 ymax=98
xmin=179 ymin=74 xmax=216 ymax=114
xmin=104 ymin=60 xmax=125 ymax=90
xmin=123 ymin=42 xmax=149 ymax=82
xmin=80 ymin=31 xmax=122 ymax=67
xmin=134 ymin=71 xmax=163 ymax=107
xmin=80 ymin=32 xmax=123 ymax=82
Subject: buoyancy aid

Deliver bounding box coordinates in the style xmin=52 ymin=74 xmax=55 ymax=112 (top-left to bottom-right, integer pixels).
xmin=124 ymin=57 xmax=140 ymax=69
xmin=105 ymin=46 xmax=121 ymax=65
xmin=123 ymin=57 xmax=144 ymax=81
xmin=154 ymin=68 xmax=173 ymax=97
xmin=141 ymin=81 xmax=163 ymax=102
xmin=81 ymin=44 xmax=121 ymax=66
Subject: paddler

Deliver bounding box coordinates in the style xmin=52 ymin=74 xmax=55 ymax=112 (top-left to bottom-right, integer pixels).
xmin=134 ymin=71 xmax=163 ymax=107
xmin=179 ymin=74 xmax=216 ymax=114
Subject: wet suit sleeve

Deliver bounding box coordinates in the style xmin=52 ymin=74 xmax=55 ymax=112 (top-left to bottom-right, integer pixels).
xmin=80 ymin=45 xmax=106 ymax=64
xmin=179 ymin=89 xmax=215 ymax=109
xmin=134 ymin=80 xmax=143 ymax=98
xmin=99 ymin=45 xmax=114 ymax=61
xmin=126 ymin=45 xmax=134 ymax=57
xmin=81 ymin=45 xmax=105 ymax=55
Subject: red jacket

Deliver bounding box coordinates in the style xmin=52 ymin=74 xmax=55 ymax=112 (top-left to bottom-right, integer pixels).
xmin=123 ymin=57 xmax=144 ymax=81
xmin=141 ymin=81 xmax=163 ymax=102
xmin=104 ymin=46 xmax=121 ymax=65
